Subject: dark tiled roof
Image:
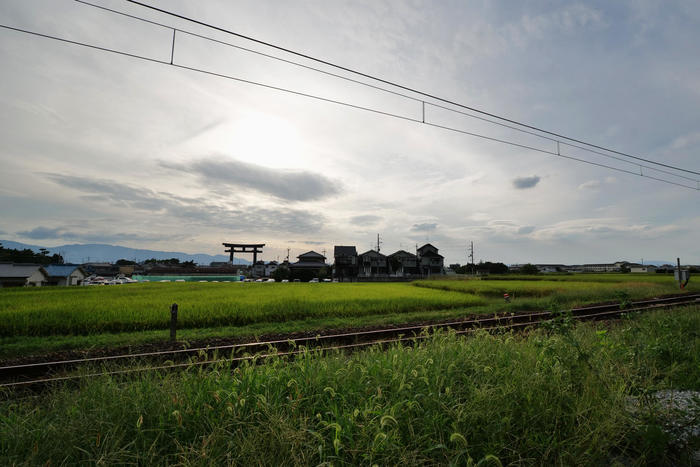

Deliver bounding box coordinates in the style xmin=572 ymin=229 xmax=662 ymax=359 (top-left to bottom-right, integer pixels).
xmin=387 ymin=250 xmax=416 ymax=259
xmin=359 ymin=250 xmax=387 ymax=258
xmin=0 ymin=263 xmax=48 ymax=279
xmin=298 ymin=251 xmax=326 ymax=260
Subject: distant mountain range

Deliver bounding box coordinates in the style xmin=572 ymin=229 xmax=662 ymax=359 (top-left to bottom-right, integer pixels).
xmin=0 ymin=240 xmax=250 ymax=265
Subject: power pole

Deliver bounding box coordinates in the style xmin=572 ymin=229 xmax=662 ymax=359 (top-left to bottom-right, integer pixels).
xmin=286 ymin=248 xmax=290 ymax=262
xmin=469 ymin=241 xmax=475 ymax=276
xmin=376 ymin=234 xmax=382 ymax=253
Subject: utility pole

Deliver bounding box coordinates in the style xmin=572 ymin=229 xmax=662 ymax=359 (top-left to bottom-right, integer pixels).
xmin=376 ymin=234 xmax=382 ymax=253
xmin=286 ymin=248 xmax=290 ymax=262
xmin=469 ymin=241 xmax=475 ymax=276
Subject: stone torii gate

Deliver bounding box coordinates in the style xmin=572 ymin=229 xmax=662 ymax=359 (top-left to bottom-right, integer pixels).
xmin=223 ymin=243 xmax=265 ymax=265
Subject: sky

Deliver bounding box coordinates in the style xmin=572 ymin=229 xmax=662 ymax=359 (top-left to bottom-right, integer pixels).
xmin=0 ymin=0 xmax=699 ymax=265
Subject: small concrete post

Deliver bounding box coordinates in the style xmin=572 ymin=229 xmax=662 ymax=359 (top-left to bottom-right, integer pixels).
xmin=170 ymin=303 xmax=178 ymax=342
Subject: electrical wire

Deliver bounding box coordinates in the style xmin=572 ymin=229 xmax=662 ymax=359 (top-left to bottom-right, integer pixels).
xmin=72 ymin=0 xmax=700 ymax=183
xmin=0 ymin=22 xmax=698 ymax=191
xmin=124 ymin=0 xmax=700 ymax=177
xmin=75 ymin=0 xmax=699 ymax=184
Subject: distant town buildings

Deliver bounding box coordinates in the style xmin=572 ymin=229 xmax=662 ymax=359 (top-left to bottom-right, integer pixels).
xmin=1 ymin=239 xmax=693 ymax=287
xmin=0 ymin=263 xmax=49 ymax=287
xmin=508 ymin=261 xmax=660 ymax=274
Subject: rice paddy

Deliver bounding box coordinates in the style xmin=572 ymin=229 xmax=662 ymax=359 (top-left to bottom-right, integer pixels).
xmin=0 ymin=273 xmax=696 ymax=358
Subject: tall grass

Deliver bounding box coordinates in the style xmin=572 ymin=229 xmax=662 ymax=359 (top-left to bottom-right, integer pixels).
xmin=1 ymin=308 xmax=697 ymax=465
xmin=0 ymin=282 xmax=482 ymax=337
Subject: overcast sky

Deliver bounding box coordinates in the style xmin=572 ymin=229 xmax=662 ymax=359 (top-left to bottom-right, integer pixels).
xmin=1 ymin=0 xmax=699 ymax=265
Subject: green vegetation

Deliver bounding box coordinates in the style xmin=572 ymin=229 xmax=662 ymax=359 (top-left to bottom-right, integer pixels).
xmin=1 ymin=308 xmax=697 ymax=465
xmin=0 ymin=242 xmax=63 ymax=265
xmin=0 ymin=274 xmax=696 ymax=358
xmin=0 ymin=282 xmax=482 ymax=337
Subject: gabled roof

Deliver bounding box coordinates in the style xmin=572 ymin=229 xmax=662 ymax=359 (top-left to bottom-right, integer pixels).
xmin=387 ymin=250 xmax=417 ymax=259
xmin=359 ymin=249 xmax=387 ymax=258
xmin=44 ymin=264 xmax=86 ymax=278
xmin=419 ymin=250 xmax=444 ymax=258
xmin=298 ymin=250 xmax=326 ymax=260
xmin=0 ymin=263 xmax=48 ymax=279
xmin=417 ymin=243 xmax=439 ymax=253
xmin=334 ymin=246 xmax=357 ymax=257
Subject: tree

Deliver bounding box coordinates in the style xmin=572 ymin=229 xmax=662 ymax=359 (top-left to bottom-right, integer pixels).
xmin=0 ymin=244 xmax=63 ymax=264
xmin=116 ymin=259 xmax=136 ymax=266
xmin=272 ymin=266 xmax=290 ymax=282
xmin=520 ymin=263 xmax=539 ymax=275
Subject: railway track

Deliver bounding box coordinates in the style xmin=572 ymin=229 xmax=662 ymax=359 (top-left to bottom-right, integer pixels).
xmin=1 ymin=293 xmax=698 ymax=389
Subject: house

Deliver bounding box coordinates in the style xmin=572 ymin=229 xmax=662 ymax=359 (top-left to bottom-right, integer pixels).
xmin=387 ymin=250 xmax=418 ymax=276
xmin=252 ymin=260 xmax=266 ymax=277
xmin=417 ymin=244 xmax=444 ymax=275
xmin=265 ymin=261 xmax=279 ymax=277
xmin=44 ymin=264 xmax=88 ymax=286
xmin=535 ymin=264 xmax=567 ymax=273
xmin=289 ymin=251 xmax=328 ymax=280
xmin=82 ymin=262 xmax=119 ymax=277
xmin=629 ymin=264 xmax=657 ymax=273
xmin=0 ymin=263 xmax=49 ymax=287
xmin=358 ymin=250 xmax=388 ymax=277
xmin=333 ymin=246 xmax=358 ymax=281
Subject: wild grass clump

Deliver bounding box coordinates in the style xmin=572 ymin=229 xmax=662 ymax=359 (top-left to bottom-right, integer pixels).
xmin=1 ymin=307 xmax=697 ymax=465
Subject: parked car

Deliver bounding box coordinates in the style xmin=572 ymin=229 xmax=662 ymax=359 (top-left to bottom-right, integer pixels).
xmin=309 ymin=278 xmax=319 ymax=283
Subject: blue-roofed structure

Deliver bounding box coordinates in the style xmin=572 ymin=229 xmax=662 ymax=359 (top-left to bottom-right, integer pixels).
xmin=44 ymin=264 xmax=88 ymax=286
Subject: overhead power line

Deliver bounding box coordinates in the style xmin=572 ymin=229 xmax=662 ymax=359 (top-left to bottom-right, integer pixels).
xmin=124 ymin=0 xmax=700 ymax=178
xmin=0 ymin=6 xmax=698 ymax=191
xmin=70 ymin=0 xmax=700 ymax=186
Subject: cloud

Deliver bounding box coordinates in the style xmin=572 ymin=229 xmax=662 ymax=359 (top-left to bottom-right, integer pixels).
xmin=579 ymin=177 xmax=617 ymax=190
xmin=18 ymin=226 xmax=74 ymax=239
xmin=517 ymin=226 xmax=535 ymax=235
xmin=44 ymin=173 xmax=325 ymax=234
xmin=17 ymin=225 xmax=185 ymax=244
xmin=512 ymin=176 xmax=541 ymax=189
xmin=350 ymin=215 xmax=382 ymax=225
xmin=578 ymin=180 xmax=601 ymax=190
xmin=411 ymin=223 xmax=437 ymax=232
xmin=161 ymin=157 xmax=340 ymax=202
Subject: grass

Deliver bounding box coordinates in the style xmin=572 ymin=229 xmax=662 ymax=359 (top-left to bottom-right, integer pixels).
xmin=0 ymin=274 xmax=696 ymax=359
xmin=0 ymin=282 xmax=483 ymax=337
xmin=1 ymin=307 xmax=697 ymax=465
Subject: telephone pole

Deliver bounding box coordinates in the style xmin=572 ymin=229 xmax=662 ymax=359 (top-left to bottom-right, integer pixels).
xmin=376 ymin=233 xmax=382 ymax=252
xmin=468 ymin=241 xmax=475 ymax=276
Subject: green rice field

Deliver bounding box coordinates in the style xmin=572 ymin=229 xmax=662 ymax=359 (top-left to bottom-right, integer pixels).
xmin=0 ymin=274 xmax=696 ymax=358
